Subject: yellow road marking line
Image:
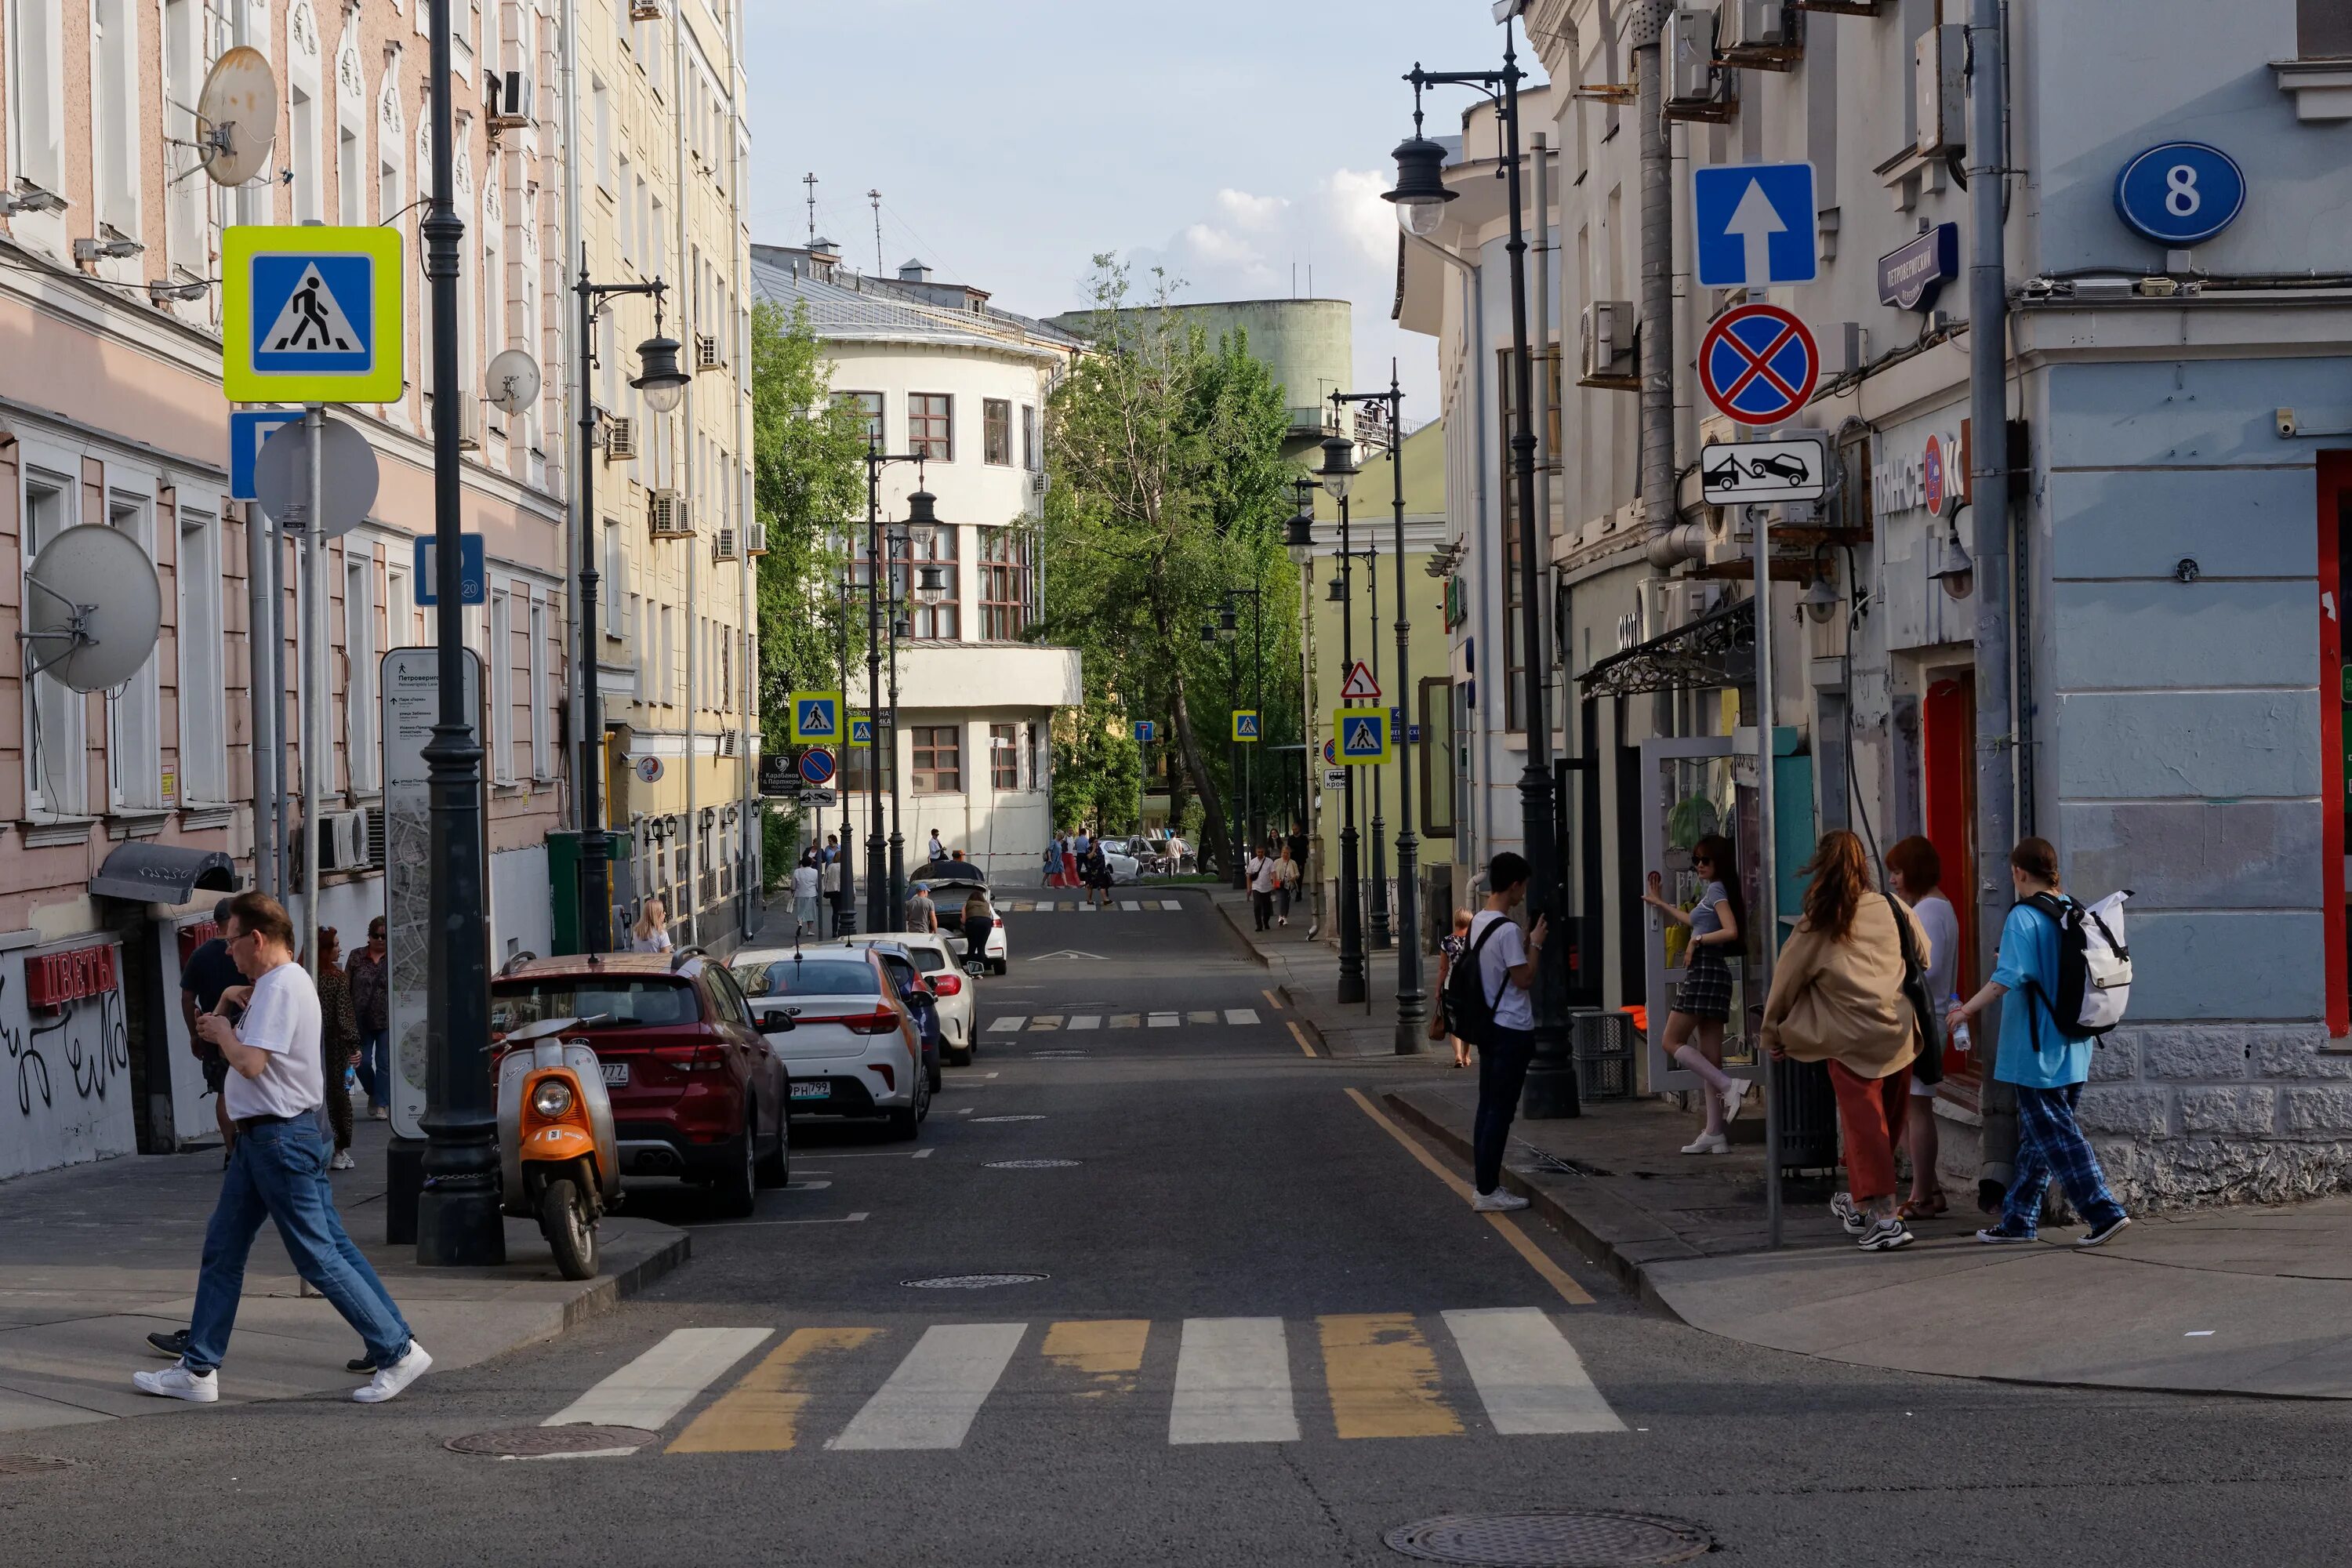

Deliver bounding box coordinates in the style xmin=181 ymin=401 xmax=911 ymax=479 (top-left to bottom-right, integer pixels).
xmin=1040 ymin=1319 xmax=1150 ymax=1398
xmin=1288 ymin=1022 xmax=1317 ymax=1057
xmin=666 ymin=1327 xmax=881 ymax=1453
xmin=1316 ymin=1312 xmax=1463 ymax=1439
xmin=1341 ymin=1088 xmax=1594 ymax=1307
xmin=1262 ymin=988 xmax=1284 ymax=1012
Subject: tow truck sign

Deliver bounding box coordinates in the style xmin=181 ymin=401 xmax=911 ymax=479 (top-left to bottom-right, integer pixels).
xmin=1699 ymin=433 xmax=1829 ymax=505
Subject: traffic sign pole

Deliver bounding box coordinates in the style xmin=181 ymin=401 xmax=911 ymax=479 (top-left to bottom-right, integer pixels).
xmin=300 ymin=404 xmax=324 ymax=980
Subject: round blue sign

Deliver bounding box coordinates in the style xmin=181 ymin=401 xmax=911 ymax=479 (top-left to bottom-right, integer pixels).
xmin=797 ymin=748 xmax=836 ymax=786
xmin=2114 ymin=141 xmax=2245 ymax=247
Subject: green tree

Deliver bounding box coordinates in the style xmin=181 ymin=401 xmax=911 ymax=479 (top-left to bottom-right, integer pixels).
xmin=1040 ymin=259 xmax=1299 ymax=873
xmin=1051 ymin=699 xmax=1143 ymax=833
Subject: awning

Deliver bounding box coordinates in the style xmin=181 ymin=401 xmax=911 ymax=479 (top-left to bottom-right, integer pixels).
xmin=90 ymin=844 xmax=241 ymax=905
xmin=1578 ymin=595 xmax=1755 ymax=701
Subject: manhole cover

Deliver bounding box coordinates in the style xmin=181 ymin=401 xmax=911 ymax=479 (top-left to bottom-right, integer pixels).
xmin=975 ymin=1114 xmax=1046 ymax=1122
xmin=985 ymin=1159 xmax=1081 ymax=1169
xmin=444 ymin=1425 xmax=655 ymax=1458
xmin=0 ymin=1455 xmax=73 ymax=1477
xmin=902 ymin=1272 xmax=1049 ymax=1289
xmin=1385 ymin=1510 xmax=1713 ymax=1567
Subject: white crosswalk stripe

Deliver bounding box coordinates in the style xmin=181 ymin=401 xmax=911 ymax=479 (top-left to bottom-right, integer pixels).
xmin=1147 ymin=1013 xmax=1178 ymax=1028
xmin=987 ymin=1009 xmax=1276 ymax=1035
xmin=987 ymin=1016 xmax=1028 ymax=1033
xmin=1443 ymin=1308 xmax=1625 ymax=1435
xmin=1070 ymin=1014 xmax=1102 ymax=1029
xmin=829 ymin=1323 xmax=1027 ymax=1450
xmin=544 ymin=1327 xmax=772 ymax=1431
xmin=1224 ymin=1008 xmax=1260 ymax=1025
xmin=1170 ymin=1318 xmax=1298 ymax=1445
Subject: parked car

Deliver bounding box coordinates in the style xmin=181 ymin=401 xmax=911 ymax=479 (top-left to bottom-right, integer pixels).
xmin=845 ymin=938 xmax=944 ymax=1094
xmin=731 ymin=945 xmax=931 ymax=1138
xmin=837 ymin=931 xmax=977 ymax=1065
xmin=1093 ymin=840 xmax=1147 ymax=884
xmin=920 ymin=866 xmax=1010 ymax=974
xmin=489 ymin=953 xmax=790 ymax=1218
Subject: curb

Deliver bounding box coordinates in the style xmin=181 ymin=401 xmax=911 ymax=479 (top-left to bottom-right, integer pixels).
xmin=555 ymin=1224 xmax=693 ymax=1336
xmin=1208 ymin=891 xmax=1272 ymax=970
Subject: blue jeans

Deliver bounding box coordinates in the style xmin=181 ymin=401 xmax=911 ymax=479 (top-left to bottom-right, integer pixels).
xmin=1472 ymin=1026 xmax=1537 ymax=1194
xmin=358 ymin=1028 xmax=390 ymax=1109
xmin=183 ymin=1117 xmax=412 ymax=1376
xmin=2000 ymin=1082 xmax=2128 ymax=1236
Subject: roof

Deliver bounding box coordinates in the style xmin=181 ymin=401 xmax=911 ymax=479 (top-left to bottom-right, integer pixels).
xmin=750 ymin=244 xmax=1083 ymax=361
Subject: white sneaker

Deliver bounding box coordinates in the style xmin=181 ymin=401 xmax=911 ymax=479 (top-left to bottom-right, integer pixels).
xmin=1471 ymin=1187 xmax=1530 ymax=1212
xmin=1680 ymin=1132 xmax=1730 ymax=1155
xmin=1720 ymin=1080 xmax=1747 ymax=1124
xmin=352 ymin=1342 xmax=431 ymax=1404
xmin=133 ymin=1363 xmax=219 ymax=1403
xmin=1830 ymin=1192 xmax=1870 ymax=1236
xmin=330 ymin=1150 xmax=356 ymax=1171
xmin=1857 ymin=1216 xmax=1915 ymax=1252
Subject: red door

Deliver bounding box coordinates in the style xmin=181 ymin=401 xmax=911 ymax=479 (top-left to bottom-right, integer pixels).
xmin=1922 ymin=674 xmax=1979 ymax=1083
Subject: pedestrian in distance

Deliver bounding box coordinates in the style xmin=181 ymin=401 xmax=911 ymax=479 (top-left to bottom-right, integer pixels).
xmin=1083 ymin=836 xmax=1114 ymax=908
xmin=630 ymin=896 xmax=673 ymax=956
xmin=929 ymin=829 xmax=949 ymax=863
xmin=1248 ymin=842 xmax=1277 ymax=931
xmin=906 ymin=881 xmax=938 ymax=935
xmin=1273 ymin=841 xmax=1301 ymax=927
xmin=1044 ymin=834 xmax=1066 ymax=887
xmin=1072 ymin=824 xmax=1094 ymax=892
xmin=1948 ymin=837 xmax=2132 ymax=1250
xmin=1887 ymin=836 xmax=1962 ymax=1220
xmin=1428 ymin=908 xmax=1475 ymax=1068
xmin=1760 ymin=830 xmax=1935 ymax=1254
xmin=347 ymin=916 xmax=390 ymax=1120
xmin=311 ymin=927 xmax=358 ymax=1172
xmin=133 ymin=891 xmax=430 ymax=1406
xmin=180 ymin=898 xmax=245 ymax=1159
xmin=822 ymin=848 xmax=846 ymax=931
xmin=792 ymin=851 xmax=822 ymax=938
xmin=1456 ymin=852 xmax=1546 ymax=1213
xmin=1639 ymin=833 xmax=1748 ymax=1154
xmin=961 ymin=887 xmax=996 ymax=968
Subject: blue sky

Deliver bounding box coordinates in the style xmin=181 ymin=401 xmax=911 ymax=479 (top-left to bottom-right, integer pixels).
xmin=743 ymin=1 xmax=1523 ymax=416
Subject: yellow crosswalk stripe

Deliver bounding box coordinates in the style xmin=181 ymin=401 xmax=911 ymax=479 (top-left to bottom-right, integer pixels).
xmin=1031 ymin=1015 xmax=1063 ymax=1030
xmin=666 ymin=1327 xmax=881 ymax=1453
xmin=1317 ymin=1313 xmax=1464 ymax=1439
xmin=1040 ymin=1319 xmax=1150 ymax=1398
xmin=1109 ymin=1014 xmax=1140 ymax=1029
xmin=1187 ymin=1010 xmax=1217 ymax=1025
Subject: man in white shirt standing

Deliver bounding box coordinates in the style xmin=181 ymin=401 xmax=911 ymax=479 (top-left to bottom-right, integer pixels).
xmin=1247 ymin=843 xmax=1278 ymax=931
xmin=1466 ymin=852 xmax=1548 ymax=1212
xmin=134 ymin=891 xmax=430 ymax=1406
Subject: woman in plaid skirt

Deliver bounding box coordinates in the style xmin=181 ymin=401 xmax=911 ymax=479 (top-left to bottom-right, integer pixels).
xmin=1640 ymin=833 xmax=1748 ymax=1154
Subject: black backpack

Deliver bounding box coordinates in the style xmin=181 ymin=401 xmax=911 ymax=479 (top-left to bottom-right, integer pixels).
xmin=1443 ymin=916 xmax=1512 ymax=1046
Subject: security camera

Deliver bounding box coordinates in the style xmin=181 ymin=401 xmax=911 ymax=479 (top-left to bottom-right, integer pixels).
xmin=2277 ymin=407 xmax=2300 ymax=439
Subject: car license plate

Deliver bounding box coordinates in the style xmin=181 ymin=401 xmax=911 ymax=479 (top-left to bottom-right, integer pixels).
xmin=601 ymin=1063 xmax=629 ymax=1087
xmin=789 ymin=1080 xmax=830 ymax=1101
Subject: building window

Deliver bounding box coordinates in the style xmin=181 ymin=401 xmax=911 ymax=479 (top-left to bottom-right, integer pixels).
xmin=6 ymin=0 xmax=67 ymax=198
xmin=989 ymin=724 xmax=1018 ymax=790
xmin=20 ymin=466 xmax=83 ymax=816
xmin=107 ymin=492 xmax=162 ymax=811
xmin=162 ymin=0 xmax=208 ymax=274
xmin=983 ymin=398 xmax=1012 ymax=466
xmin=1418 ymin=677 xmax=1456 ymax=839
xmin=835 ymin=391 xmax=884 ymax=448
xmin=912 ymin=725 xmax=961 ymax=793
xmin=345 ymin=546 xmax=380 ymax=793
xmin=177 ymin=510 xmax=227 ymax=804
xmin=1026 ymin=722 xmax=1043 ymax=791
xmin=855 ymin=525 xmax=959 ymax=640
xmin=978 ymin=527 xmax=1029 ymax=641
xmin=908 ymin=394 xmax=952 ymax=462
xmin=92 ymin=0 xmax=141 ymax=238
xmin=1022 ymin=405 xmax=1039 ymax=472
xmin=603 ymin=520 xmax=626 ymax=635
xmin=529 ymin=596 xmax=554 ymax=779
xmin=489 ymin=588 xmax=515 ymax=782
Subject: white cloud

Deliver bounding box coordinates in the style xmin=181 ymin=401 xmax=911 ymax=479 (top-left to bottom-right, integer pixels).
xmin=1324 ymin=168 xmax=1397 ymax=267
xmin=1181 ymin=223 xmax=1262 ymax=267
xmin=1214 ymin=188 xmax=1290 ymax=230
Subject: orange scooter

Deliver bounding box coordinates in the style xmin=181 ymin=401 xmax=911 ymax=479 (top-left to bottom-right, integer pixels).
xmin=496 ymin=1015 xmax=621 ymax=1279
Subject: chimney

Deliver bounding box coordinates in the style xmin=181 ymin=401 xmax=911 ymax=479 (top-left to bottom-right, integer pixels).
xmin=808 ymin=236 xmax=842 ymax=281
xmin=898 ymin=257 xmax=933 ymax=284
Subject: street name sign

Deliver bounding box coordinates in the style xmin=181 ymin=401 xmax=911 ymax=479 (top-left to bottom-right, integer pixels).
xmin=1877 ymin=222 xmax=1959 ymax=311
xmin=1232 ymin=710 xmax=1260 ymax=742
xmin=1700 ymin=433 xmax=1830 ymax=505
xmin=1699 ymin=303 xmax=1820 ymax=426
xmin=1340 ymin=660 xmax=1381 ymax=701
xmin=789 ymin=691 xmax=840 ymax=743
xmin=757 ymin=753 xmax=798 ymax=798
xmin=1691 ymin=162 xmax=1818 ymax=289
xmin=1335 ymin=706 xmax=1391 ymax=764
xmin=223 ymin=226 xmax=405 ymax=402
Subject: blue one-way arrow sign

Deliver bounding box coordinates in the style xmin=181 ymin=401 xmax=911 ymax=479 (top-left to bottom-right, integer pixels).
xmin=1692 ymin=162 xmax=1818 ymax=289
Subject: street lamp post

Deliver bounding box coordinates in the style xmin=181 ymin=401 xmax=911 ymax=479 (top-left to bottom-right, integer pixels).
xmin=861 ymin=452 xmax=929 ymax=932
xmin=1213 ymin=590 xmax=1265 ymax=880
xmin=1284 ymin=480 xmax=1323 ymax=939
xmin=1320 ymin=435 xmax=1367 ymax=1004
xmin=1387 ymin=17 xmax=1577 ymax=1115
xmin=833 ymin=570 xmax=857 ymax=935
xmin=572 ymin=260 xmax=688 ymax=955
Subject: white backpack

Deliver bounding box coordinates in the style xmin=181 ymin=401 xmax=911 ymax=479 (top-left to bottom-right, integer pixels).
xmin=2023 ymin=890 xmax=2132 ymax=1039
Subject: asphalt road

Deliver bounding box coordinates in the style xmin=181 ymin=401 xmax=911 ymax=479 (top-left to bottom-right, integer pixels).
xmin=8 ymin=891 xmax=2352 ymax=1567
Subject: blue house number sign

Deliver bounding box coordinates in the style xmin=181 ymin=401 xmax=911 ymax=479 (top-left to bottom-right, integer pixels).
xmin=2114 ymin=141 xmax=2245 ymax=247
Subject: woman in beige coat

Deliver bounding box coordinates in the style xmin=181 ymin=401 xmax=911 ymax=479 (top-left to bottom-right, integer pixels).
xmin=1759 ymin=830 xmax=1932 ymax=1253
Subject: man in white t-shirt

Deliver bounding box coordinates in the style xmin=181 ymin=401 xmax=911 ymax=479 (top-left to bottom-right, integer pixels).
xmin=1465 ymin=851 xmax=1548 ymax=1212
xmin=133 ymin=892 xmax=430 ymax=1408
xmin=1247 ymin=844 xmax=1278 ymax=931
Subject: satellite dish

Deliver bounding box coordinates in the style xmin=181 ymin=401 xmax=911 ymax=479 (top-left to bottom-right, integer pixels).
xmin=486 ymin=347 xmax=543 ymax=416
xmin=21 ymin=526 xmax=162 ymax=694
xmin=195 ymin=46 xmax=278 ymax=187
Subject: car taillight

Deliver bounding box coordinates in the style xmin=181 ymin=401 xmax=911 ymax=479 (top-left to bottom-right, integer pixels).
xmin=844 ymin=1008 xmax=902 ymax=1036
xmin=868 ymin=1061 xmax=895 ymax=1092
xmin=931 ymin=972 xmax=962 ymax=996
xmin=653 ymin=1043 xmax=728 ymax=1072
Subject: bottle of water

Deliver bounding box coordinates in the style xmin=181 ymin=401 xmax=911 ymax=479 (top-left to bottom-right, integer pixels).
xmin=1947 ymin=995 xmax=1970 ymax=1053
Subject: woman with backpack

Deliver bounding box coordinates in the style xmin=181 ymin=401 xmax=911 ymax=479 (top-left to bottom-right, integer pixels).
xmin=1639 ymin=833 xmax=1748 ymax=1154
xmin=1761 ymin=830 xmax=1935 ymax=1252
xmin=1947 ymin=837 xmax=2132 ymax=1249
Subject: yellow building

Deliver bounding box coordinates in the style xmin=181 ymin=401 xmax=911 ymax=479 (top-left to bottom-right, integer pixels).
xmin=570 ymin=0 xmax=757 ymax=949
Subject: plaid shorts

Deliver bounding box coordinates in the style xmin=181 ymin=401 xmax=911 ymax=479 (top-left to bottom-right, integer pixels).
xmin=1673 ymin=951 xmax=1734 ymax=1021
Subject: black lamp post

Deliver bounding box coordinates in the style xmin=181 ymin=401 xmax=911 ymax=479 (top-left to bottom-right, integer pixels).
xmin=1216 ymin=589 xmax=1265 ymax=884
xmin=861 ymin=451 xmax=928 ymax=933
xmin=1285 ymin=479 xmax=1318 ymax=924
xmin=1320 ymin=434 xmax=1367 ymax=1004
xmin=1390 ymin=16 xmax=1577 ymax=1115
xmin=572 ymin=262 xmax=685 ymax=956
xmin=1332 ymin=376 xmax=1423 ymax=1047
xmin=833 ymin=569 xmax=857 ymax=935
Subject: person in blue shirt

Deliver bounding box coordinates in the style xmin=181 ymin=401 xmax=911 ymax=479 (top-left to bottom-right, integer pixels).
xmin=1945 ymin=837 xmax=2131 ymax=1249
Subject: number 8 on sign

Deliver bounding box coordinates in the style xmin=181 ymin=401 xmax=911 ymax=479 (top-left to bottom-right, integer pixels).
xmin=2114 ymin=141 xmax=2244 ymax=247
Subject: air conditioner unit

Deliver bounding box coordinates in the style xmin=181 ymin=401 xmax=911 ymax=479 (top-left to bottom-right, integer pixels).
xmin=628 ymin=0 xmax=663 ymax=17
xmin=1915 ymin=23 xmax=1966 ymax=156
xmin=648 ymin=488 xmax=691 ymax=539
xmin=1579 ymin=300 xmax=1639 ymax=389
xmin=713 ymin=528 xmax=739 ymax=561
xmin=1664 ymin=7 xmax=1734 ymax=120
xmin=604 ymin=414 xmax=637 ymax=461
xmin=304 ymin=808 xmax=374 ymax=871
xmin=694 ymin=333 xmax=723 ymax=372
xmin=488 ymin=70 xmax=531 ymax=131
xmin=1716 ymin=1 xmax=1800 ymax=69
xmin=743 ymin=523 xmax=770 ymax=557
xmin=454 ymin=391 xmax=484 ymax=451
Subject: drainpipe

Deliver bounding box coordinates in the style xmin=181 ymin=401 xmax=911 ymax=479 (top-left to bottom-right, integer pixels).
xmin=731 ymin=67 xmax=757 ymax=936
xmin=561 ymin=0 xmax=585 ymax=836
xmin=1633 ymin=2 xmax=1696 ymax=571
xmin=673 ymin=15 xmax=699 ymax=946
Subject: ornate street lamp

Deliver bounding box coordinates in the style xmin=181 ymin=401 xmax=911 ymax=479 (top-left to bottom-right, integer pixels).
xmin=1319 ymin=434 xmax=1367 ymax=1004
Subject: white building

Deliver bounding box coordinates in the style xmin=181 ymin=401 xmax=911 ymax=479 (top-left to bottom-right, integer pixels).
xmin=750 ymin=244 xmax=1082 ymax=887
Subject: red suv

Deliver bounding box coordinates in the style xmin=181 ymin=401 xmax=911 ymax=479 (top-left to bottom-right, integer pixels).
xmin=490 ymin=953 xmax=790 ymax=1218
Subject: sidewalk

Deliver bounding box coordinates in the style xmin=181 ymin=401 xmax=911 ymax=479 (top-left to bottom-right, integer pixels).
xmin=0 ymin=1116 xmax=687 ymax=1432
xmin=1387 ymin=1077 xmax=2352 ymax=1399
xmin=1206 ymin=883 xmax=1415 ymax=1056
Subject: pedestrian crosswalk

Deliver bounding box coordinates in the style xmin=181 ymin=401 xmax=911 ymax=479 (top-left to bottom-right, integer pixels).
xmin=988 ymin=1008 xmax=1261 ymax=1034
xmin=536 ymin=1308 xmax=1622 ymax=1455
xmin=992 ymin=898 xmax=1187 ymax=912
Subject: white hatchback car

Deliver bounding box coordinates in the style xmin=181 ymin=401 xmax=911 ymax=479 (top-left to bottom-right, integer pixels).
xmin=837 ymin=930 xmax=978 ymax=1065
xmin=730 ymin=945 xmax=931 ymax=1138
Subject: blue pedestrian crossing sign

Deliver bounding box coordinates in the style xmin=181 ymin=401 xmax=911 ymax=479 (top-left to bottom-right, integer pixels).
xmin=849 ymin=715 xmax=875 ymax=748
xmin=222 ymin=227 xmax=405 ymax=402
xmin=1691 ymin=162 xmax=1818 ymax=290
xmin=1334 ymin=706 xmax=1391 ymax=764
xmin=1132 ymin=720 xmax=1156 ymax=743
xmin=1232 ymin=710 xmax=1260 ymax=743
xmin=789 ymin=691 xmax=840 ymax=744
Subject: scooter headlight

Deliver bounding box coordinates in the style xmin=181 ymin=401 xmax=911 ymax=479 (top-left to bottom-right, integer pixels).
xmin=532 ymin=1080 xmax=576 ymax=1118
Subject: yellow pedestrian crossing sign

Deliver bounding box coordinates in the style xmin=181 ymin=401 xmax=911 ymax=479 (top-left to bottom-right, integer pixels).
xmin=849 ymin=715 xmax=875 ymax=748
xmin=789 ymin=691 xmax=840 ymax=743
xmin=1232 ymin=710 xmax=1260 ymax=742
xmin=1335 ymin=706 xmax=1391 ymax=764
xmin=222 ymin=226 xmax=405 ymax=402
